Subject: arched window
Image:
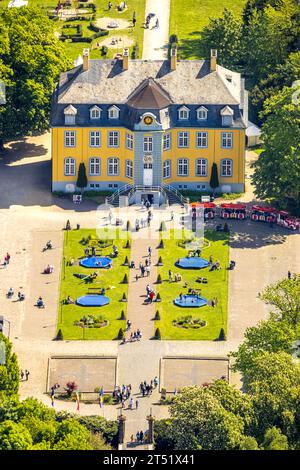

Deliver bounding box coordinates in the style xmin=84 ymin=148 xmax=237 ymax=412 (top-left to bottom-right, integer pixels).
xmin=125 ymin=160 xmax=133 ymax=179
xmin=220 ymin=159 xmax=233 ymax=177
xmin=177 ymin=158 xmax=189 ymax=176
xmin=64 ymin=158 xmax=76 ymax=176
xmin=89 ymin=158 xmax=101 ymax=176
xmin=163 ymin=160 xmax=171 ymax=179
xmin=107 ymin=158 xmax=119 ymax=176
xmin=196 ymin=158 xmax=208 ymax=177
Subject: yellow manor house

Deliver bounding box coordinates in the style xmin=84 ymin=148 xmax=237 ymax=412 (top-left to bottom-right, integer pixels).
xmin=51 ymin=48 xmax=248 ymax=204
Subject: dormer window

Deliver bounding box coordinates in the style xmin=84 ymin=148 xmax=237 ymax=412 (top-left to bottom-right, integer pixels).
xmin=90 ymin=106 xmax=101 ymax=120
xmin=221 ymin=106 xmax=234 ymax=127
xmin=108 ymin=105 xmax=120 ymax=120
xmin=64 ymin=104 xmax=77 ymax=125
xmin=197 ymin=106 xmax=208 ymax=121
xmin=178 ymin=106 xmax=189 ymax=120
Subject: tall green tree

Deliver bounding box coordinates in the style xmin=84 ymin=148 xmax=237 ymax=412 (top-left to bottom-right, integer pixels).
xmin=200 ymin=9 xmax=243 ymax=69
xmin=0 ymin=7 xmax=70 ymax=149
xmin=170 ymin=386 xmax=246 ymax=450
xmin=0 ymin=333 xmax=19 ymax=399
xmin=263 ymin=427 xmax=289 ymax=450
xmin=252 ymin=86 xmax=300 ymax=214
xmin=209 ymin=163 xmax=219 ymax=195
xmin=0 ymin=420 xmax=33 ymax=450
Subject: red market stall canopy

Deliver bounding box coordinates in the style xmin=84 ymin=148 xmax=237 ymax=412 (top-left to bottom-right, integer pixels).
xmin=220 ymin=203 xmax=246 ymax=210
xmin=251 ymin=205 xmax=278 ymax=214
xmin=191 ymin=202 xmax=216 ymax=209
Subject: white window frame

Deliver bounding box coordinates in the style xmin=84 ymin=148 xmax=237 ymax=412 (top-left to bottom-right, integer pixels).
xmin=89 ymin=157 xmax=101 ymax=176
xmin=196 ymin=158 xmax=208 ymax=177
xmin=64 ymin=157 xmax=76 ymax=176
xmin=125 ymin=159 xmax=133 ymax=179
xmin=221 ymin=132 xmax=233 ymax=149
xmin=177 ymin=158 xmax=189 ymax=177
xmin=178 ymin=107 xmax=189 ymax=120
xmin=108 ymin=131 xmax=119 ymax=148
xmin=196 ymin=132 xmax=208 ymax=148
xmin=163 ymin=133 xmax=171 ymax=151
xmin=221 ymin=159 xmax=233 ymax=177
xmin=143 ymin=136 xmax=153 ymax=153
xmin=64 ymin=131 xmax=76 ymax=148
xmin=90 ymin=107 xmax=101 ymax=120
xmin=163 ymin=160 xmax=171 ymax=179
xmin=89 ymin=131 xmax=101 ymax=148
xmin=178 ymin=131 xmax=189 ymax=148
xmin=126 ymin=133 xmax=134 ymax=150
xmin=108 ymin=106 xmax=120 ymax=120
xmin=197 ymin=107 xmax=208 ymax=121
xmin=107 ymin=157 xmax=119 ymax=176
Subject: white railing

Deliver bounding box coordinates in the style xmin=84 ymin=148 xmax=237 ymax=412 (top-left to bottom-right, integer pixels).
xmin=105 ymin=184 xmax=133 ymax=205
xmin=162 ymin=183 xmax=190 ymax=205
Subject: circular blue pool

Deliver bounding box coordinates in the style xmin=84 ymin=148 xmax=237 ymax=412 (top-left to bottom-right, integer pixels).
xmin=175 ymin=257 xmax=210 ymax=269
xmin=76 ymin=295 xmax=110 ymax=307
xmin=79 ymin=256 xmax=112 ymax=269
xmin=174 ymin=294 xmax=208 ymax=308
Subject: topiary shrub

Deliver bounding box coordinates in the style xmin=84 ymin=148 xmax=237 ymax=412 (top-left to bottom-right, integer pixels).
xmin=122 ymin=273 xmax=128 ymax=284
xmin=154 ymin=328 xmax=161 ymax=340
xmin=117 ymin=328 xmax=124 ymax=340
xmin=156 ymin=292 xmax=162 ymax=302
xmin=120 ymin=310 xmax=126 ymax=320
xmin=158 ymin=239 xmax=164 ymax=249
xmin=56 ymin=329 xmax=64 ymax=341
xmin=156 ymin=274 xmax=162 ymax=284
xmin=219 ymin=328 xmax=226 ymax=341
xmin=159 ymin=221 xmax=167 ymax=232
xmin=123 ymin=256 xmax=129 ymax=266
xmin=154 ymin=310 xmax=160 ymax=320
xmin=121 ymin=292 xmax=127 ymax=302
xmin=157 ymin=256 xmax=163 ymax=266
xmin=124 ymin=239 xmax=131 ymax=249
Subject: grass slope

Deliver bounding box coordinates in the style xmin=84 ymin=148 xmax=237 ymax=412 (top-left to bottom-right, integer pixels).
xmin=58 ymin=228 xmax=130 ymax=340
xmin=156 ymin=229 xmax=229 ymax=340
xmin=170 ymin=0 xmax=246 ymax=59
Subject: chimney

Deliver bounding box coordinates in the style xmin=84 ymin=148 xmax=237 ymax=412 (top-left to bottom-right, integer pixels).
xmin=170 ymin=45 xmax=177 ymax=71
xmin=123 ymin=48 xmax=129 ymax=70
xmin=210 ymin=49 xmax=217 ymax=72
xmin=83 ymin=48 xmax=89 ymax=72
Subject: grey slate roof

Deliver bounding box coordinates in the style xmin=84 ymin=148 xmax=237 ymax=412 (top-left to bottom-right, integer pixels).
xmin=52 ymin=58 xmax=247 ymax=129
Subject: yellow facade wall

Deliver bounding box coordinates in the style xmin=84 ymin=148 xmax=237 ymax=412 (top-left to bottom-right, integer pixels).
xmin=52 ymin=126 xmax=245 ymax=186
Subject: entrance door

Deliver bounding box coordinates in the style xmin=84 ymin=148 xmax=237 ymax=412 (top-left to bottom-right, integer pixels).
xmin=143 ymin=163 xmax=153 ymax=186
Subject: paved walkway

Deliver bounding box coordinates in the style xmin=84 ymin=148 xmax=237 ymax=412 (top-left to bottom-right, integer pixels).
xmin=126 ymin=235 xmax=158 ymax=340
xmin=142 ymin=0 xmax=170 ymax=59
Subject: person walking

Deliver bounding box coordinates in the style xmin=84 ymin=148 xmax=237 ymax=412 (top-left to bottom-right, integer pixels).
xmin=288 ymin=270 xmax=291 ymax=280
xmin=148 ymin=246 xmax=152 ymax=258
xmin=135 ymin=399 xmax=139 ymax=410
xmin=25 ymin=370 xmax=30 ymax=381
xmin=20 ymin=370 xmax=24 ymax=381
xmin=155 ymin=18 xmax=159 ymax=28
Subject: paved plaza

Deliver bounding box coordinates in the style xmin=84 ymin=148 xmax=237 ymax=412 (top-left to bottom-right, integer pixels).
xmin=161 ymin=357 xmax=229 ymax=392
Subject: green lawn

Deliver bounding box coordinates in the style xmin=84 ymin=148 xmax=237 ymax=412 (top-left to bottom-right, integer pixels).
xmin=156 ymin=229 xmax=229 ymax=340
xmin=0 ymin=0 xmax=146 ymax=61
xmin=58 ymin=229 xmax=130 ymax=340
xmin=170 ymin=0 xmax=246 ymax=59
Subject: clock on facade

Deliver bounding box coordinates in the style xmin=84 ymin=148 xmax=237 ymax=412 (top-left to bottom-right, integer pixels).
xmin=144 ymin=115 xmax=153 ymax=125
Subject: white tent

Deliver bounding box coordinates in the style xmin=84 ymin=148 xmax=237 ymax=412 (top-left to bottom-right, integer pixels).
xmin=246 ymin=121 xmax=262 ymax=147
xmin=8 ymin=0 xmax=28 ymax=8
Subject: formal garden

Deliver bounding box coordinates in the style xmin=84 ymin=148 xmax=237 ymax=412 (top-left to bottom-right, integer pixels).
xmin=155 ymin=229 xmax=229 ymax=340
xmin=57 ymin=228 xmax=131 ymax=340
xmin=0 ymin=0 xmax=146 ymax=61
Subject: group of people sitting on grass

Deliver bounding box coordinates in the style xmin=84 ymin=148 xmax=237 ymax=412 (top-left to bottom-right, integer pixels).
xmin=168 ymin=270 xmax=182 ymax=283
xmin=209 ymin=256 xmax=221 ymax=271
xmin=110 ymin=245 xmax=119 ymax=258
